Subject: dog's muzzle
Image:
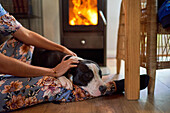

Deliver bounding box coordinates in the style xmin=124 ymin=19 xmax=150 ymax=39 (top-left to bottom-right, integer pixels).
xmin=99 ymin=85 xmax=107 ymax=95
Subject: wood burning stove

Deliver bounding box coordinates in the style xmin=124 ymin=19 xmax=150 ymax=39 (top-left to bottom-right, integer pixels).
xmin=59 ymin=0 xmax=107 ymax=66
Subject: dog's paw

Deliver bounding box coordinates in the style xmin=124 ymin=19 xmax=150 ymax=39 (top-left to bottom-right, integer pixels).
xmin=58 ymin=76 xmax=73 ymax=90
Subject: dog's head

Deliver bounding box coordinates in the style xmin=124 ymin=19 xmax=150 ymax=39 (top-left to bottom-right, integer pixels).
xmin=68 ymin=56 xmax=107 ymax=97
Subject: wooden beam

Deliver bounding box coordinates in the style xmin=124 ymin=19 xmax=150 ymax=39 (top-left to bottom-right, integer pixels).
xmin=123 ymin=0 xmax=140 ymax=100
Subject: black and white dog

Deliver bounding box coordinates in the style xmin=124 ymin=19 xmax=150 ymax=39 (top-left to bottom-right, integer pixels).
xmin=31 ymin=48 xmax=107 ymax=97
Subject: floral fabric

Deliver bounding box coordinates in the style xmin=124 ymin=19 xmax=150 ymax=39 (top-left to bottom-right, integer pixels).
xmin=0 ymin=38 xmax=34 ymax=64
xmin=0 ymin=75 xmax=93 ymax=112
xmin=0 ymin=13 xmax=22 ymax=37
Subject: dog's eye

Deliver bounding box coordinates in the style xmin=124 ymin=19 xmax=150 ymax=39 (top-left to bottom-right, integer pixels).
xmin=85 ymin=73 xmax=92 ymax=78
xmin=84 ymin=71 xmax=94 ymax=79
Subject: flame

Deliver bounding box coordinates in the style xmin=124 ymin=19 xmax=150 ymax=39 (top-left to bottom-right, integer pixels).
xmin=69 ymin=0 xmax=98 ymax=26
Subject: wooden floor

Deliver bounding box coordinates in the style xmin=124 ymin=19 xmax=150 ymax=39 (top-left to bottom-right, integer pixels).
xmin=10 ymin=58 xmax=170 ymax=113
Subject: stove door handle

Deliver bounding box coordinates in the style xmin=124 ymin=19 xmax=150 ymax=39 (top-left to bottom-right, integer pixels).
xmin=99 ymin=10 xmax=107 ymax=26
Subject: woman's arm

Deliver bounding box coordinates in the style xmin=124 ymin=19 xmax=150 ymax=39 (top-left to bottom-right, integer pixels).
xmin=0 ymin=53 xmax=78 ymax=77
xmin=0 ymin=53 xmax=54 ymax=77
xmin=12 ymin=26 xmax=76 ymax=56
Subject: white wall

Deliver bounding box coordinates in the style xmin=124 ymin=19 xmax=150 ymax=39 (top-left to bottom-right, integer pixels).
xmin=107 ymin=0 xmax=122 ymax=58
xmin=42 ymin=0 xmax=60 ymax=43
xmin=42 ymin=0 xmax=122 ymax=58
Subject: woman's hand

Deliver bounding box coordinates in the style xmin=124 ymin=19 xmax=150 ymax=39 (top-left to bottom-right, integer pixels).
xmin=51 ymin=55 xmax=79 ymax=78
xmin=63 ymin=47 xmax=77 ymax=56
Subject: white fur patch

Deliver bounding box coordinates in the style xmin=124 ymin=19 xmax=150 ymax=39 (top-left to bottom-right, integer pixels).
xmin=70 ymin=56 xmax=84 ymax=61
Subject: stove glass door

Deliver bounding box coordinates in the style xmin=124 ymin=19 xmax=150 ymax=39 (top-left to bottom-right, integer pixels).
xmin=69 ymin=0 xmax=98 ymax=26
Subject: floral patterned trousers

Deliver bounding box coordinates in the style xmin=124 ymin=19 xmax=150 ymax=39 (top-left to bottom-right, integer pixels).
xmin=0 ymin=37 xmax=116 ymax=112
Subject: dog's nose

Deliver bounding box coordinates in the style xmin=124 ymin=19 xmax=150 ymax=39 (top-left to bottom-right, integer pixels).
xmin=99 ymin=85 xmax=107 ymax=95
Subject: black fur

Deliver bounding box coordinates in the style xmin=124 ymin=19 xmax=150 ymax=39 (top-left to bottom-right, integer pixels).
xmin=31 ymin=48 xmax=66 ymax=68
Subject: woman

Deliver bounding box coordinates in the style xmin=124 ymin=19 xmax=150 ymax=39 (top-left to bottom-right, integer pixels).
xmin=0 ymin=3 xmax=94 ymax=112
xmin=0 ymin=3 xmax=149 ymax=112
xmin=0 ymin=3 xmax=109 ymax=112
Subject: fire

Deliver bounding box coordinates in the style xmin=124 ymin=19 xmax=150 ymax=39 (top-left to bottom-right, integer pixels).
xmin=69 ymin=0 xmax=98 ymax=26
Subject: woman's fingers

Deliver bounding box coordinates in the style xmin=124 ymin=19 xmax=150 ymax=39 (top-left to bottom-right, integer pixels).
xmin=52 ymin=56 xmax=79 ymax=77
xmin=68 ymin=59 xmax=79 ymax=64
xmin=69 ymin=65 xmax=78 ymax=68
xmin=62 ymin=59 xmax=79 ymax=69
xmin=63 ymin=57 xmax=79 ymax=65
xmin=72 ymin=53 xmax=77 ymax=57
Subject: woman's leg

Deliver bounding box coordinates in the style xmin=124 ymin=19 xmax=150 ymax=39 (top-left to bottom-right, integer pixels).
xmin=0 ymin=75 xmax=117 ymax=112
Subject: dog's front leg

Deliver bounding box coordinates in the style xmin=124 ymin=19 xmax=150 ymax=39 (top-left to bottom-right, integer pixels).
xmin=58 ymin=76 xmax=73 ymax=90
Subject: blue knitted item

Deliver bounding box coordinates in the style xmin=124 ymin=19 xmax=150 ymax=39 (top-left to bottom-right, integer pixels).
xmin=158 ymin=0 xmax=170 ymax=28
